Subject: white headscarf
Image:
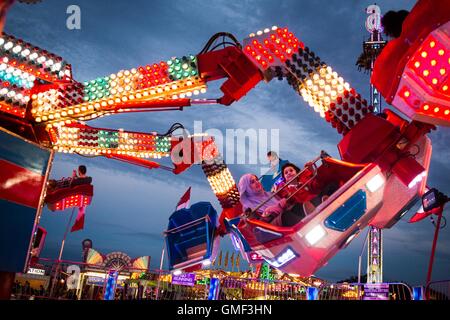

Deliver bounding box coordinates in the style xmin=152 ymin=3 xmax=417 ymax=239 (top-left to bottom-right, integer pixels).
xmin=238 ymin=174 xmax=279 ymax=213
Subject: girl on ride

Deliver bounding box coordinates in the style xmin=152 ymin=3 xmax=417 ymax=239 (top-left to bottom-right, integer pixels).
xmin=238 ymin=173 xmax=306 ymax=227
xmin=238 ymin=173 xmax=287 ymax=226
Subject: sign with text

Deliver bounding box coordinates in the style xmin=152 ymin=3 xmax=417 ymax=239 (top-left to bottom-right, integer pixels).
xmin=172 ymin=273 xmax=196 ymax=286
xmin=27 ymin=268 xmax=45 ymax=276
xmin=363 ymin=283 xmax=390 ymax=300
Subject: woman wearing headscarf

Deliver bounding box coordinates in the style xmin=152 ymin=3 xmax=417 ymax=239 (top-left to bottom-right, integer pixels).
xmin=238 ymin=173 xmax=287 ymax=225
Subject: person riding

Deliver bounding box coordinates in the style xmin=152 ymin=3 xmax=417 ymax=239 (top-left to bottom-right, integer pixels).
xmin=238 ymin=172 xmax=310 ymax=227
xmin=275 ymin=162 xmax=319 ymax=214
xmin=238 ymin=173 xmax=287 ymax=225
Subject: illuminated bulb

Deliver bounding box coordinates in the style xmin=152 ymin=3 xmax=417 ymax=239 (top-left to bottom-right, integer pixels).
xmin=434 ymin=107 xmax=439 ymax=113
xmin=440 ymin=68 xmax=446 ymax=75
xmin=414 ymin=61 xmax=421 ymax=68
xmin=423 ymin=104 xmax=429 ymax=111
xmin=430 ymin=41 xmax=436 ymax=48
xmin=445 ymin=110 xmax=450 ymax=115
xmin=421 ymin=51 xmax=427 ymax=58
xmin=432 ymin=78 xmax=438 ymax=85
xmin=438 ymin=49 xmax=444 ymax=56
xmin=431 ymin=60 xmax=437 ymax=66
xmin=423 ymin=70 xmax=430 ymax=77
xmin=4 ymin=41 xmax=13 ymax=50
xmin=443 ymin=85 xmax=448 ymax=91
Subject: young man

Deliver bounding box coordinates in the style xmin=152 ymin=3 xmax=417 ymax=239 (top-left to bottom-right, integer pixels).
xmin=260 ymin=151 xmax=289 ymax=192
xmin=73 ymin=165 xmax=87 ymax=179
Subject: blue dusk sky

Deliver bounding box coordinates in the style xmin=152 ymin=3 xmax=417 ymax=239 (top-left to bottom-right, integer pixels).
xmin=5 ymin=0 xmax=449 ymax=285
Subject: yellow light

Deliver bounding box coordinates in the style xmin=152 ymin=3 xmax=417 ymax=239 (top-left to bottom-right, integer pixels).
xmin=423 ymin=104 xmax=430 ymax=110
xmin=423 ymin=70 xmax=430 ymax=77
xmin=440 ymin=68 xmax=446 ymax=75
xmin=430 ymin=41 xmax=436 ymax=48
xmin=432 ymin=78 xmax=438 ymax=85
xmin=431 ymin=60 xmax=437 ymax=66
xmin=434 ymin=107 xmax=440 ymax=113
xmin=438 ymin=49 xmax=444 ymax=56
xmin=414 ymin=61 xmax=420 ymax=68
xmin=404 ymin=91 xmax=410 ymax=97
xmin=443 ymin=85 xmax=448 ymax=91
xmin=421 ymin=51 xmax=427 ymax=58
xmin=445 ymin=110 xmax=450 ymax=115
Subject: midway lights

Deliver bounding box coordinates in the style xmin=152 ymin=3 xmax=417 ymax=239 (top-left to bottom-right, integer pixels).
xmin=243 ymin=27 xmax=373 ymax=135
xmin=392 ymin=156 xmax=427 ymax=189
xmin=31 ymin=73 xmax=207 ymax=124
xmin=49 ymin=124 xmax=172 ymax=158
xmin=266 ymin=247 xmax=298 ymax=268
xmin=305 ymin=224 xmax=327 ymax=246
xmin=201 ymin=154 xmax=240 ymax=208
xmin=52 ymin=194 xmax=91 ymax=211
xmin=0 ymin=56 xmax=34 ymax=117
xmin=377 ymin=19 xmax=450 ymax=127
xmin=366 ymin=173 xmax=385 ymax=193
xmin=0 ymin=33 xmax=71 ymax=82
xmin=403 ymin=33 xmax=449 ymax=123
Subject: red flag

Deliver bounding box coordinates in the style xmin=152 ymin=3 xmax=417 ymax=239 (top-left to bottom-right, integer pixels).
xmin=70 ymin=206 xmax=86 ymax=232
xmin=176 ymin=187 xmax=191 ymax=210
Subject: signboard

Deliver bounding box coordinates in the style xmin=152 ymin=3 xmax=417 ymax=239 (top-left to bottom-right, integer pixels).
xmin=363 ymin=283 xmax=390 ymax=300
xmin=87 ymin=276 xmax=105 ymax=286
xmin=172 ymin=273 xmax=196 ymax=286
xmin=27 ymin=268 xmax=45 ymax=276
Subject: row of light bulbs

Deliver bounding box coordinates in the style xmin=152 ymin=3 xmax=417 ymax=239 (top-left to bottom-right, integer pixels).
xmin=55 ymin=147 xmax=168 ymax=158
xmin=32 ymin=77 xmax=207 ymax=123
xmin=0 ymin=37 xmax=66 ymax=74
xmin=249 ymin=26 xmax=279 ymax=38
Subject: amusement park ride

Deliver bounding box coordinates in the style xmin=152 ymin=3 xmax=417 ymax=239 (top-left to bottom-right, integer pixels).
xmin=0 ymin=0 xmax=449 ymax=285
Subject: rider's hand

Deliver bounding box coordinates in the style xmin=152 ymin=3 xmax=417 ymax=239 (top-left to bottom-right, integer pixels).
xmin=278 ymin=198 xmax=288 ymax=209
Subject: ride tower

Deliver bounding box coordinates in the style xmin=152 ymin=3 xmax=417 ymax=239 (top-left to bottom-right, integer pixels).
xmin=358 ymin=4 xmax=387 ymax=284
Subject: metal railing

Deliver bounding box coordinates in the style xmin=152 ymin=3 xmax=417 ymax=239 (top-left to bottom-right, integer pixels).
xmin=426 ymin=280 xmax=450 ymax=300
xmin=16 ymin=259 xmax=447 ymax=301
xmin=318 ymin=282 xmax=413 ymax=300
